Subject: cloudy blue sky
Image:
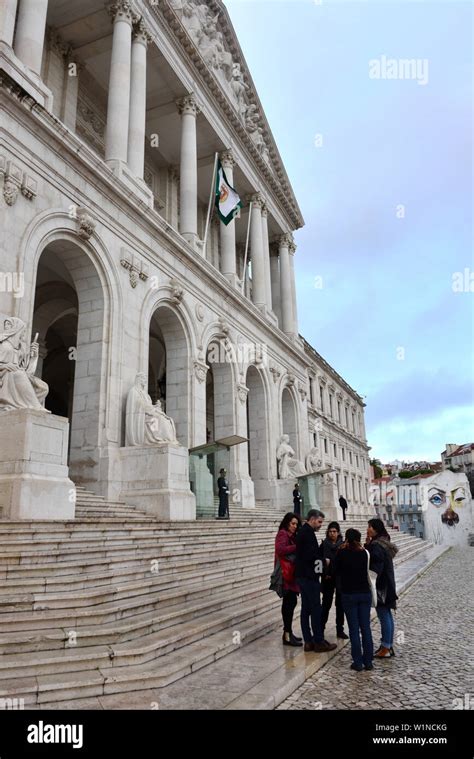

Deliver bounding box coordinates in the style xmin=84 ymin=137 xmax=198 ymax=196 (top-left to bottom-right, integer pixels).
xmin=226 ymin=0 xmax=473 ymax=462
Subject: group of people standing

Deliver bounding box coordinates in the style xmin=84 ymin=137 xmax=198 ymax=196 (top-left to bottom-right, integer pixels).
xmin=274 ymin=511 xmax=398 ymax=671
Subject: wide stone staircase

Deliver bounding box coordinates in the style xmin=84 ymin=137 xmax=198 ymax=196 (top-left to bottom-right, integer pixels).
xmin=0 ymin=488 xmax=433 ymax=707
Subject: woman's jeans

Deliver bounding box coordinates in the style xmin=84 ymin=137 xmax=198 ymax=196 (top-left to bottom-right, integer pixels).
xmin=342 ymin=592 xmax=373 ymax=668
xmin=376 ymin=604 xmax=395 ymax=648
xmin=281 ymin=590 xmax=298 ymax=633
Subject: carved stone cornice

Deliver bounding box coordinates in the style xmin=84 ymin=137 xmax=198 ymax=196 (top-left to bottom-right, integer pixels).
xmin=176 ymin=94 xmax=200 ymax=117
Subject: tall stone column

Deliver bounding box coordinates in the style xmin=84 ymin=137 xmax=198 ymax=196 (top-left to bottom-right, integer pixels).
xmin=177 ymin=94 xmax=200 ymax=248
xmin=105 ymin=1 xmax=133 ymax=165
xmin=219 ymin=150 xmax=238 ymax=287
xmin=261 ymin=205 xmax=273 ymax=312
xmin=289 ymin=238 xmax=299 ymax=336
xmin=249 ymin=193 xmax=266 ymax=309
xmin=13 ymin=0 xmax=48 ymax=75
xmin=0 ymin=0 xmax=18 ymax=46
xmin=270 ymin=245 xmax=281 ymax=325
xmin=127 ymin=19 xmax=151 ymax=179
xmin=278 ymin=233 xmax=293 ymax=335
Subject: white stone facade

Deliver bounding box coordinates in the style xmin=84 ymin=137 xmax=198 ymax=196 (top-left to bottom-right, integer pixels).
xmin=0 ymin=0 xmax=372 ymax=518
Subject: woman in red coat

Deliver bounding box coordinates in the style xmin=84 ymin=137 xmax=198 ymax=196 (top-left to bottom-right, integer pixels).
xmin=275 ymin=512 xmax=302 ymax=647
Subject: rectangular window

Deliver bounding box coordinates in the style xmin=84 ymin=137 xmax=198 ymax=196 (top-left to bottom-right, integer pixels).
xmin=345 ymin=407 xmax=349 ymax=427
xmin=344 ymin=475 xmax=348 ymax=496
xmin=333 ymin=443 xmax=337 ymax=457
xmin=342 ymin=447 xmax=345 ymax=461
xmin=324 ymin=438 xmax=328 ymax=454
xmin=320 ymin=386 xmax=324 ymax=410
xmin=349 ymin=451 xmax=353 ymax=465
xmin=337 ymin=401 xmax=341 ymax=422
xmin=329 ymin=395 xmax=333 ymax=417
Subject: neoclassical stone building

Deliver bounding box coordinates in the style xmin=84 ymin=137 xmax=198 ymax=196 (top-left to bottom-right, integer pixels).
xmin=0 ymin=0 xmax=372 ymax=519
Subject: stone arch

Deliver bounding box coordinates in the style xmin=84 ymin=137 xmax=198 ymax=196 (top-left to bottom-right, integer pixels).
xmin=245 ymin=364 xmax=272 ymax=489
xmin=17 ymin=209 xmax=122 ymax=458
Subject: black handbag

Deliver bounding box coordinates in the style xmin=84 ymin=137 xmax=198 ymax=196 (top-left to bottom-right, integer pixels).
xmin=269 ymin=558 xmax=284 ymax=598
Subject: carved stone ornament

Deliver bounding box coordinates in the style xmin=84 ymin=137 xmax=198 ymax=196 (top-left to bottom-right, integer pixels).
xmin=286 ymin=373 xmax=296 ymax=388
xmin=176 ymin=94 xmax=200 ymax=117
xmin=3 ymin=178 xmax=19 ymax=206
xmin=169 ymin=278 xmax=184 ymax=304
xmin=237 ymin=384 xmax=249 ymax=405
xmin=2 ymin=160 xmax=22 ymax=206
xmin=76 ymin=207 xmax=96 ymax=240
xmin=107 ymin=1 xmax=134 ymax=24
xmin=21 ymin=173 xmax=37 ymax=200
xmin=218 ymin=318 xmax=230 ymax=337
xmin=195 ymin=303 xmax=204 ymax=322
xmin=269 ymin=365 xmax=281 ymax=383
xmin=120 ymin=250 xmax=149 ymax=289
xmin=193 ymin=359 xmax=208 ymax=384
xmin=298 ymin=383 xmax=308 ymax=401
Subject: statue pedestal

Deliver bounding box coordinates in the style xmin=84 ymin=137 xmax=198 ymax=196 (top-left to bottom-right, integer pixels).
xmin=268 ymin=479 xmax=294 ymax=512
xmin=119 ymin=444 xmax=196 ymax=520
xmin=0 ymin=409 xmax=75 ymax=520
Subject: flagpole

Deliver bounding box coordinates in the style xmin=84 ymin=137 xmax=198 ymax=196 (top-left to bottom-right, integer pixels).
xmin=241 ymin=201 xmax=253 ymax=293
xmin=202 ymin=152 xmax=219 ymax=255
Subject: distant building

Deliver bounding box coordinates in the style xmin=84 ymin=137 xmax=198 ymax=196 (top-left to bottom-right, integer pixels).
xmin=441 ymin=444 xmax=474 ymax=495
xmin=370 ymin=476 xmax=397 ymax=527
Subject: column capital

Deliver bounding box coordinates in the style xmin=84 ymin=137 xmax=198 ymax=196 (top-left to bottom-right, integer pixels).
xmin=288 ymin=238 xmax=297 ymax=254
xmin=177 ymin=94 xmax=200 ymax=117
xmin=247 ymin=192 xmax=265 ymax=209
xmin=107 ymin=1 xmax=134 ymax=24
xmin=132 ymin=17 xmax=153 ymax=45
xmin=277 ymin=232 xmax=293 ymax=249
xmin=261 ymin=204 xmax=269 ymax=219
xmin=219 ymin=149 xmax=235 ymax=170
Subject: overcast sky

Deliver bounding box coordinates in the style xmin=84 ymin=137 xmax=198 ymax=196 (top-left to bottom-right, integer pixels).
xmin=225 ymin=0 xmax=473 ymax=463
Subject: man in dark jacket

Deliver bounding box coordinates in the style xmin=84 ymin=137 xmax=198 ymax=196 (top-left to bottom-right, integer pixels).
xmin=295 ymin=509 xmax=337 ymax=653
xmin=339 ymin=495 xmax=348 ymax=521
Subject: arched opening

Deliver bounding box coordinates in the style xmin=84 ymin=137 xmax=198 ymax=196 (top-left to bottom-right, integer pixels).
xmin=246 ymin=365 xmax=270 ymax=485
xmin=148 ymin=305 xmax=190 ymax=447
xmin=282 ymin=386 xmax=298 ymax=456
xmin=32 ymin=240 xmax=105 ymax=484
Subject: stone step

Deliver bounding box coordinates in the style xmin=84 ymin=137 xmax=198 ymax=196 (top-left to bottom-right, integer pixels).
xmin=0 ymin=587 xmax=279 ymax=680
xmin=0 ymin=606 xmax=280 ymax=706
xmin=0 ymin=560 xmax=270 ymax=618
xmin=0 ymin=571 xmax=273 ymax=654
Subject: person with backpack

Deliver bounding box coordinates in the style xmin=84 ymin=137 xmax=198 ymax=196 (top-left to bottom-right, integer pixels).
xmin=365 ymin=518 xmax=398 ymax=659
xmin=274 ymin=513 xmax=302 ymax=647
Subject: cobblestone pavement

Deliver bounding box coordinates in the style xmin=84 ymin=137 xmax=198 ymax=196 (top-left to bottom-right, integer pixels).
xmin=277 ymin=548 xmax=474 ymax=710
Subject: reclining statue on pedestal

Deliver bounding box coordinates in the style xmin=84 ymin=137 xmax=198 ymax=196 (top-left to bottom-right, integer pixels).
xmin=0 ymin=315 xmax=48 ymax=412
xmin=126 ymin=373 xmax=178 ymax=446
xmin=276 ymin=434 xmax=307 ymax=479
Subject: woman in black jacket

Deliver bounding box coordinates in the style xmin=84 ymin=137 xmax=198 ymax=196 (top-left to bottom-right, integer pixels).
xmin=333 ymin=528 xmax=374 ymax=671
xmin=365 ymin=518 xmax=398 ymax=659
xmin=321 ymin=522 xmax=348 ymax=639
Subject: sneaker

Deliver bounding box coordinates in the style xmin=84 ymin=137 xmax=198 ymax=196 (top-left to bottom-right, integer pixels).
xmin=337 ymin=631 xmax=349 ymax=640
xmin=313 ymin=641 xmax=337 ymax=652
xmin=350 ymin=663 xmax=364 ymax=672
xmin=303 ymin=642 xmax=315 ymax=652
xmin=375 ymin=646 xmax=391 ymax=658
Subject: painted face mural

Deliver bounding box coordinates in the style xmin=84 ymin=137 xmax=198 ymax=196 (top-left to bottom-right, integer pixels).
xmin=428 ymin=485 xmax=466 ymax=527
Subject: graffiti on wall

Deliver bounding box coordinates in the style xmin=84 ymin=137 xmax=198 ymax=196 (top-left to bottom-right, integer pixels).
xmin=421 ymin=472 xmax=472 ymax=546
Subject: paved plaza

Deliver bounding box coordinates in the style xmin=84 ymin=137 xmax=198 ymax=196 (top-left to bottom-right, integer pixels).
xmin=278 ymin=547 xmax=473 ymax=711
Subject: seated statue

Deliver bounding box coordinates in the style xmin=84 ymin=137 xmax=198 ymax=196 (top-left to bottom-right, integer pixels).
xmin=276 ymin=434 xmax=307 ymax=479
xmin=0 ymin=315 xmax=48 ymax=412
xmin=126 ymin=373 xmax=178 ymax=446
xmin=305 ymin=447 xmax=323 ymax=473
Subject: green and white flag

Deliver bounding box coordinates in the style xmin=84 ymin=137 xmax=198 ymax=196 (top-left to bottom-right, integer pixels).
xmin=215 ymin=159 xmax=242 ymax=225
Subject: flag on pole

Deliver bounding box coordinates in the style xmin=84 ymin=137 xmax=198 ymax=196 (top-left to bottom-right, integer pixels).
xmin=215 ymin=159 xmax=242 ymax=225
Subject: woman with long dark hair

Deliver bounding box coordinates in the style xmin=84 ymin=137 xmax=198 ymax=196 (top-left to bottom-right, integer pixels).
xmin=333 ymin=528 xmax=374 ymax=671
xmin=365 ymin=517 xmax=398 ymax=659
xmin=275 ymin=512 xmax=302 ymax=647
